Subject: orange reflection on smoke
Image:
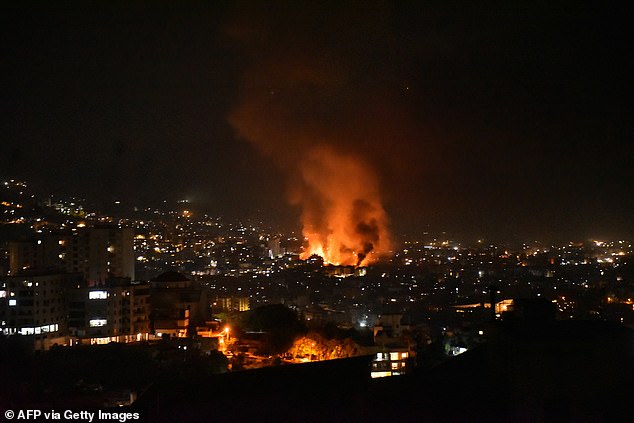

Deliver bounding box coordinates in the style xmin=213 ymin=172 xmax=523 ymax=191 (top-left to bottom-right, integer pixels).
xmin=295 ymin=145 xmax=391 ymax=267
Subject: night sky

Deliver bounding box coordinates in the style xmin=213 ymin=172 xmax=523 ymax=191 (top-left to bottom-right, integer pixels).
xmin=2 ymin=1 xmax=632 ymax=242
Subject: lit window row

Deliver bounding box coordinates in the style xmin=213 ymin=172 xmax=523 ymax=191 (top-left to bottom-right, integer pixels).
xmin=2 ymin=323 xmax=59 ymax=336
xmin=89 ymin=291 xmax=108 ymax=300
xmin=89 ymin=318 xmax=107 ymax=327
xmin=375 ymin=351 xmax=408 ymax=361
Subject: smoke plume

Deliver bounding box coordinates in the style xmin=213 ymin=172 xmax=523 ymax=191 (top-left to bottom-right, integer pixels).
xmin=290 ymin=145 xmax=391 ymax=265
xmin=226 ymin=3 xmax=397 ymax=265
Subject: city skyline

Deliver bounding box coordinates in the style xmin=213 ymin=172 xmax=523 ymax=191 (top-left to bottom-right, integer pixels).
xmin=1 ymin=155 xmax=632 ymax=420
xmin=2 ymin=2 xmax=632 ymax=243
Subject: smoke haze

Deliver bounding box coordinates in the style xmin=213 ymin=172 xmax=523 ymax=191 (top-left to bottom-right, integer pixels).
xmin=226 ymin=3 xmax=402 ymax=264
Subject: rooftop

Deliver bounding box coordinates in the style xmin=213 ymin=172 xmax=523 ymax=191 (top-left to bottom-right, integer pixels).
xmin=150 ymin=271 xmax=190 ymax=283
xmin=132 ymin=320 xmax=633 ymax=422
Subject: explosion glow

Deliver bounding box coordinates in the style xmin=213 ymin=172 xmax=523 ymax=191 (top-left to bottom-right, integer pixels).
xmin=294 ymin=146 xmax=391 ymax=266
xmin=227 ymin=11 xmax=393 ymax=267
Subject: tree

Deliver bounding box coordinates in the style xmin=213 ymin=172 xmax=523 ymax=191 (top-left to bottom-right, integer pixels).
xmin=240 ymin=304 xmax=306 ymax=355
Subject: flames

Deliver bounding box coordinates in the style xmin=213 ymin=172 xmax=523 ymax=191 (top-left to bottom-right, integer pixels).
xmin=226 ymin=9 xmax=393 ymax=267
xmin=294 ymin=146 xmax=391 ymax=266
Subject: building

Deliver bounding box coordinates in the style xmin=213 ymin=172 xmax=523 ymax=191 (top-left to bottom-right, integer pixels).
xmin=371 ymin=313 xmax=415 ymax=378
xmin=67 ymin=278 xmax=151 ymax=345
xmin=3 ymin=224 xmax=148 ymax=348
xmin=130 ymin=282 xmax=151 ymax=335
xmin=267 ymin=237 xmax=283 ymax=258
xmin=215 ymin=296 xmax=250 ymax=312
xmin=0 ymin=270 xmax=83 ymax=350
xmin=150 ymin=271 xmax=210 ymax=338
xmin=8 ymin=238 xmax=60 ymax=273
xmin=370 ymin=350 xmax=411 ymax=378
xmin=8 ymin=225 xmax=135 ymax=284
xmin=373 ymin=313 xmax=411 ymax=346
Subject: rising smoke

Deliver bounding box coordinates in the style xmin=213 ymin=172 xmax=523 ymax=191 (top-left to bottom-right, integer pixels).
xmin=291 ymin=145 xmax=391 ymax=266
xmin=226 ymin=3 xmax=400 ymax=265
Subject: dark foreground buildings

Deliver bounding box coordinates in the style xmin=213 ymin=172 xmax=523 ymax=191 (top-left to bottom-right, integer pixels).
xmin=130 ymin=317 xmax=633 ymax=422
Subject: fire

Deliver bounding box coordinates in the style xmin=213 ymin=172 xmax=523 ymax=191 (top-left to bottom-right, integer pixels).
xmin=294 ymin=146 xmax=391 ymax=266
xmin=226 ymin=19 xmax=393 ymax=267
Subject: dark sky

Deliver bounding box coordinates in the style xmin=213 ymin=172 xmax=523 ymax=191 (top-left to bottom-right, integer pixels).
xmin=2 ymin=1 xmax=632 ymax=242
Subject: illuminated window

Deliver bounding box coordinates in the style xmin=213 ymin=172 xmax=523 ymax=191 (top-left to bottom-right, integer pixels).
xmin=20 ymin=327 xmax=34 ymax=335
xmin=8 ymin=299 xmax=17 ymax=307
xmin=389 ymin=352 xmax=399 ymax=361
xmin=89 ymin=291 xmax=108 ymax=300
xmin=371 ymin=371 xmax=392 ymax=379
xmin=0 ymin=290 xmax=6 ymax=298
xmin=89 ymin=319 xmax=107 ymax=327
xmin=376 ymin=352 xmax=389 ymax=361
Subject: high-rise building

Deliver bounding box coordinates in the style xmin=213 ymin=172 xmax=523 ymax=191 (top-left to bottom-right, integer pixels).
xmin=67 ymin=278 xmax=151 ymax=345
xmin=9 ymin=225 xmax=135 ymax=284
xmin=8 ymin=237 xmax=60 ymax=273
xmin=0 ymin=270 xmax=83 ymax=350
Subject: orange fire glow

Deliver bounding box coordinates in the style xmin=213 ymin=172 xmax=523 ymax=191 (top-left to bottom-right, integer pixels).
xmin=226 ymin=27 xmax=393 ymax=267
xmin=294 ymin=146 xmax=391 ymax=266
